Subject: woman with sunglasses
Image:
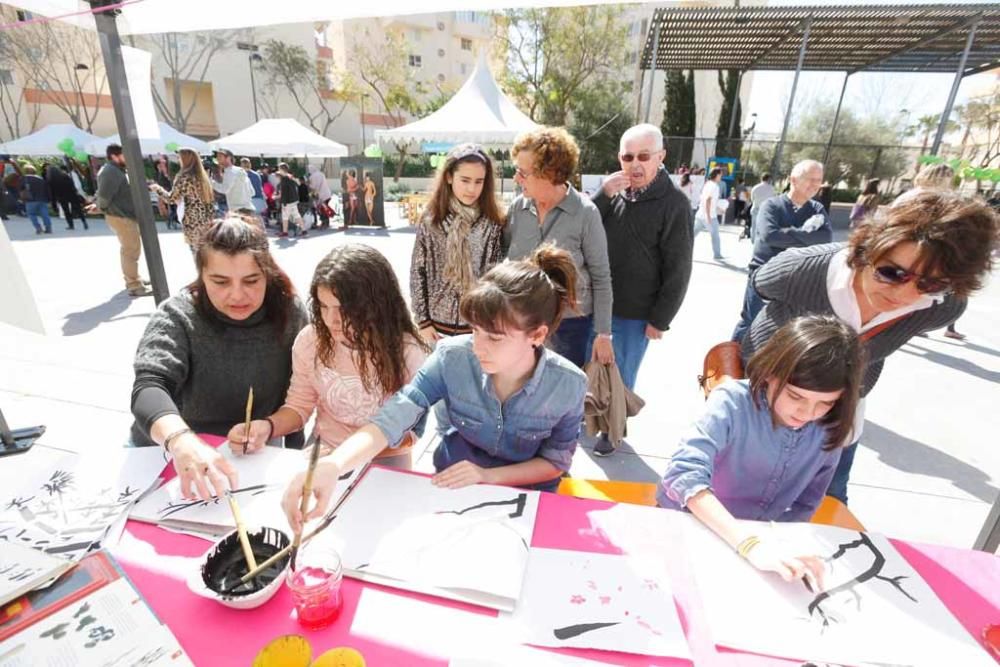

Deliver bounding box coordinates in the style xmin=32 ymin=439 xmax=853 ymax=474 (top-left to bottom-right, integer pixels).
xmin=505 ymin=127 xmax=614 ymax=368
xmin=741 ymin=188 xmax=998 ymax=503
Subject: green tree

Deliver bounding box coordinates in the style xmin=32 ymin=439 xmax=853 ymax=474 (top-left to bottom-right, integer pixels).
xmin=781 ymin=102 xmax=908 ymax=187
xmin=496 ymin=6 xmax=629 ymax=126
xmin=570 ymin=81 xmax=634 ymax=174
xmin=259 ymin=40 xmax=352 ymax=138
xmin=661 ymin=69 xmax=695 ymax=170
xmin=715 ymin=70 xmax=741 ymax=158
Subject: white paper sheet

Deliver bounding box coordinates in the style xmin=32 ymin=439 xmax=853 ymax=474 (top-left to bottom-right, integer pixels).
xmin=685 ymin=517 xmax=995 ymax=667
xmin=0 ymin=542 xmax=72 ymax=608
xmin=330 ymin=467 xmax=539 ymax=611
xmin=0 ymin=577 xmax=191 ymax=667
xmin=129 ymin=446 xmax=356 ymax=537
xmin=0 ymin=448 xmax=167 ymax=562
xmin=501 ymin=548 xmax=691 ymax=659
xmin=0 ymin=221 xmax=45 ymax=334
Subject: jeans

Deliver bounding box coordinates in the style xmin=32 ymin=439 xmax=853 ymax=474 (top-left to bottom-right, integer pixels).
xmin=589 ymin=316 xmax=649 ymax=391
xmin=826 ymin=441 xmax=857 ymax=503
xmin=25 ymin=201 xmax=52 ymax=232
xmin=550 ymin=314 xmax=593 ymax=368
xmin=731 ymin=271 xmax=765 ymax=343
xmin=693 ymin=213 xmax=722 ymax=258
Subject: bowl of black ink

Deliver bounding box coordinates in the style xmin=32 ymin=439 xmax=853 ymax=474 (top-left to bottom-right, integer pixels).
xmin=189 ymin=526 xmax=291 ymax=609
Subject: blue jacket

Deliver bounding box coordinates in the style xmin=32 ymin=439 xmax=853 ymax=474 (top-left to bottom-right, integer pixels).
xmin=370 ymin=336 xmax=586 ymax=485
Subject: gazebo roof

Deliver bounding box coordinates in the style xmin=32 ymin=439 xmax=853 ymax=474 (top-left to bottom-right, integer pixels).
xmin=641 ymin=4 xmax=1000 ymax=75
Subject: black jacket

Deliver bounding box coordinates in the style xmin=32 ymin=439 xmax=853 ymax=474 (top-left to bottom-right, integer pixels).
xmin=278 ymin=176 xmax=299 ymax=205
xmin=592 ymin=170 xmax=693 ymax=331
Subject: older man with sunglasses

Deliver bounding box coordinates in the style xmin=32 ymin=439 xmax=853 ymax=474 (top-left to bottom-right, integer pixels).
xmin=591 ymin=124 xmax=694 ymax=455
xmin=741 ymin=189 xmax=998 ymax=504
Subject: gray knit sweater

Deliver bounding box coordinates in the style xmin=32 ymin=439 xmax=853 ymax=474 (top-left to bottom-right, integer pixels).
xmin=129 ymin=290 xmax=309 ymax=446
xmin=742 ymin=243 xmax=965 ymax=396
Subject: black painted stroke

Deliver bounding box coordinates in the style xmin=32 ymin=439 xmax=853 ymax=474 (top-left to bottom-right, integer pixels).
xmin=553 ymin=621 xmax=621 ymax=640
xmin=436 ymin=493 xmax=527 ymax=519
xmin=805 ymin=531 xmax=917 ymax=629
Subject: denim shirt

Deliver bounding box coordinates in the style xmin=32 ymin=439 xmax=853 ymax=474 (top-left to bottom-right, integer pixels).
xmin=370 ymin=335 xmax=586 ymax=475
xmin=657 ymin=379 xmax=841 ymax=522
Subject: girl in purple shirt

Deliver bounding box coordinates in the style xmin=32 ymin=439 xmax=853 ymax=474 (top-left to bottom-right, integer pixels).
xmin=659 ymin=315 xmax=863 ymax=586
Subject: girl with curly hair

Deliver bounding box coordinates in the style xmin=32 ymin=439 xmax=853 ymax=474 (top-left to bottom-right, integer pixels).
xmin=282 ymin=244 xmax=589 ymax=530
xmin=229 ymin=244 xmax=430 ymax=468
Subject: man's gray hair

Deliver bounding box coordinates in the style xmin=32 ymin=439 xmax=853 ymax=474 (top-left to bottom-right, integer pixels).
xmin=790 ymin=159 xmax=823 ymax=179
xmin=620 ymin=123 xmax=664 ymax=152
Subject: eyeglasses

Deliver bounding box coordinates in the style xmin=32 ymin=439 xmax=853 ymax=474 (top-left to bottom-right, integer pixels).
xmin=619 ymin=151 xmax=660 ymax=163
xmin=872 ymin=264 xmax=951 ymax=295
xmin=514 ymin=166 xmax=535 ymax=179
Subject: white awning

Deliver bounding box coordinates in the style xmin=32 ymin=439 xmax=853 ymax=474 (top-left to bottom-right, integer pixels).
xmin=209 ymin=119 xmax=349 ymax=158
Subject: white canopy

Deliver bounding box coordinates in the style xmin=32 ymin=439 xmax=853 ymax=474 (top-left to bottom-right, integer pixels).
xmin=376 ymin=53 xmax=538 ymax=147
xmin=209 ymin=119 xmax=349 ymax=158
xmin=0 ymin=124 xmax=103 ymax=157
xmin=90 ymin=122 xmax=211 ymax=157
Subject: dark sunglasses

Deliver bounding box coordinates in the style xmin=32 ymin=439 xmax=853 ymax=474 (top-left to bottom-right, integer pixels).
xmin=872 ymin=264 xmax=951 ymax=295
xmin=620 ymin=151 xmax=659 ymax=163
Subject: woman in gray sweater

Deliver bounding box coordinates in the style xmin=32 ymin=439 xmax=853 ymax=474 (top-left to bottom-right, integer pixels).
xmin=130 ymin=216 xmax=308 ymax=500
xmin=742 ymin=189 xmax=998 ymax=503
xmin=504 ymin=127 xmax=614 ymax=368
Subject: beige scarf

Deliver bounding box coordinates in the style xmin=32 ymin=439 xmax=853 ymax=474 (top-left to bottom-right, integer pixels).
xmin=442 ymin=195 xmax=480 ymax=293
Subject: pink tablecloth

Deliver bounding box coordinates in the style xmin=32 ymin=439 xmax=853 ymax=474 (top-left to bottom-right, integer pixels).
xmin=113 ymin=449 xmax=1000 ymax=666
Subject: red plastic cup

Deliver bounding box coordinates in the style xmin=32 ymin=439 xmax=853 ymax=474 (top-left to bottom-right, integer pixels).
xmin=286 ymin=544 xmax=343 ymax=629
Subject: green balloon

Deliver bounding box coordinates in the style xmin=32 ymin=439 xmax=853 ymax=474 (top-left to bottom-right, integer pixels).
xmin=73 ymin=150 xmax=88 ymax=162
xmin=363 ymin=144 xmax=383 ymax=158
xmin=57 ymin=137 xmax=75 ymax=154
xmin=165 ymin=142 xmax=179 ymax=152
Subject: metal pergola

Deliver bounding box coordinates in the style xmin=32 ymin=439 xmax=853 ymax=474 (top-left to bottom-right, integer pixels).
xmin=639 ymin=3 xmax=1000 ymax=178
xmin=641 ymin=3 xmax=1000 ymax=553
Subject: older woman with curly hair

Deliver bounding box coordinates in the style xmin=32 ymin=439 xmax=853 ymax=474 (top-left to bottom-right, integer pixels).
xmin=741 ymin=188 xmax=999 ymax=503
xmin=503 ymin=126 xmax=614 ymax=368
xmin=228 ymin=243 xmax=430 ymax=469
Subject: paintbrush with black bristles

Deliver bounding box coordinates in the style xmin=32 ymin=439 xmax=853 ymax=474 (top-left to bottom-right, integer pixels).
xmin=288 ymin=431 xmax=323 ymax=572
xmin=224 ymin=460 xmax=372 ymax=594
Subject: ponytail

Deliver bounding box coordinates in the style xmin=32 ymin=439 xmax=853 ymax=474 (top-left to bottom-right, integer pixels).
xmin=460 ymin=243 xmax=578 ymax=338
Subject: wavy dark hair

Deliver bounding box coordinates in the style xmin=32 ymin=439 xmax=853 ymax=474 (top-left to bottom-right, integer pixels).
xmin=188 ymin=215 xmax=296 ymax=333
xmin=511 ymin=127 xmax=579 ymax=185
xmin=460 ymin=243 xmax=577 ymax=337
xmin=848 ymin=189 xmax=999 ymax=297
xmin=424 ymin=143 xmax=503 ymax=228
xmin=746 ymin=315 xmax=864 ymax=450
xmin=310 ymin=244 xmax=429 ymax=395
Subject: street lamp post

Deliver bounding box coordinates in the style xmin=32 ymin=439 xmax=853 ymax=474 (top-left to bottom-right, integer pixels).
xmin=237 ymin=42 xmax=261 ymax=123
xmin=743 ymin=112 xmax=757 ymax=174
xmin=359 ymin=93 xmax=368 ymax=154
xmin=73 ymin=63 xmax=89 ymax=125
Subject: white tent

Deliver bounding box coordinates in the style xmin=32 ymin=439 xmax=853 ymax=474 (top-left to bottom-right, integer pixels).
xmin=209 ymin=119 xmax=349 ymax=158
xmin=90 ymin=122 xmax=212 ymax=156
xmin=375 ymin=53 xmax=538 ymax=147
xmin=0 ymin=124 xmax=104 ymax=157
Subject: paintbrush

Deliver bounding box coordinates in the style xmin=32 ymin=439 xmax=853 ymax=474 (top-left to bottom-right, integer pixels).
xmin=242 ymin=387 xmax=254 ymax=455
xmin=289 ymin=432 xmax=323 ymax=572
xmin=228 ymin=460 xmax=372 ymax=592
xmin=225 ymin=489 xmax=258 ymax=572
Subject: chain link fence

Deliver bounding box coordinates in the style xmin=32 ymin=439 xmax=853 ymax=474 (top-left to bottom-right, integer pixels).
xmin=663 ymin=135 xmax=999 ymax=198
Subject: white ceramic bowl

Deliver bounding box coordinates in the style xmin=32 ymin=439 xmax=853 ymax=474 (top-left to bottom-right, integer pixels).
xmin=187 ymin=526 xmax=290 ymax=610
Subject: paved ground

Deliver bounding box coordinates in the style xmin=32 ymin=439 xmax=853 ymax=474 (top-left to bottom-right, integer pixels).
xmin=1 ymin=205 xmax=997 ymax=550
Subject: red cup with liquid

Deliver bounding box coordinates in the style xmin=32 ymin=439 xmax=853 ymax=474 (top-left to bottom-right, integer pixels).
xmin=287 ymin=544 xmax=343 ymax=629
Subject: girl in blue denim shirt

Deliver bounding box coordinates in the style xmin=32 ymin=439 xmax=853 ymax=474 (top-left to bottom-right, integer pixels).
xmin=282 ymin=244 xmax=588 ymax=530
xmin=660 ymin=315 xmax=863 ymax=586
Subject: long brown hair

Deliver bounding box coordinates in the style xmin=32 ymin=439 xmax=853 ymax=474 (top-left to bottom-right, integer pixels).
xmin=746 ymin=315 xmax=864 ymax=450
xmin=178 ymin=149 xmax=213 ymax=204
xmin=189 ymin=216 xmax=296 ymax=334
xmin=424 ymin=143 xmax=503 ymax=228
xmin=310 ymin=244 xmax=429 ymax=395
xmin=460 ymin=243 xmax=577 ymax=337
xmin=848 ymin=189 xmax=999 ymax=297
